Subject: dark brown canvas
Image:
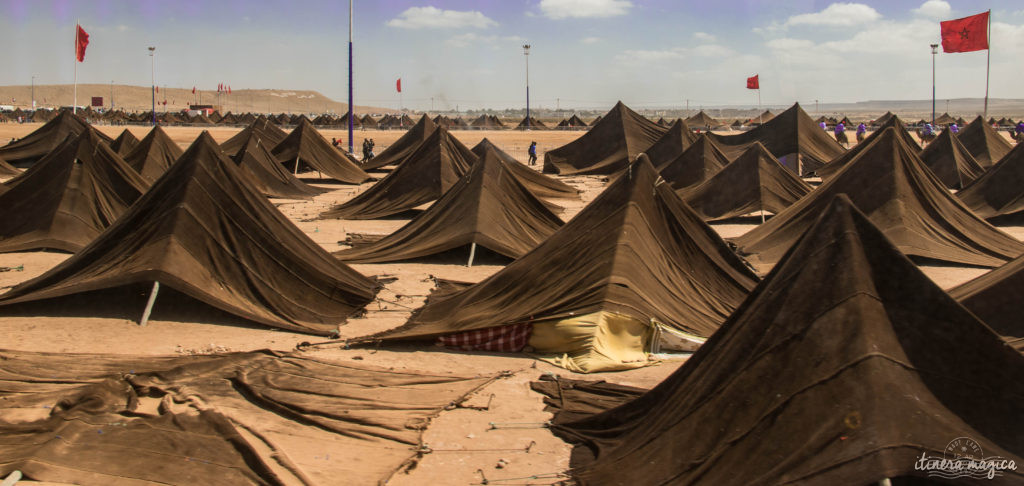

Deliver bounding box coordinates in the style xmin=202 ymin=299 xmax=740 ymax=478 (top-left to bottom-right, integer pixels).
xmin=0 ymin=132 xmax=378 ymax=334
xmin=684 ymin=110 xmax=722 ymax=128
xmin=681 ymin=142 xmax=811 ymax=221
xmin=515 ymin=116 xmax=548 ymax=129
xmin=530 ymin=374 xmax=645 ymax=425
xmin=709 ymin=103 xmax=845 ymax=175
xmin=124 ymin=125 xmax=184 ymax=183
xmin=0 ymin=154 xmax=18 ymax=177
xmin=270 ymin=118 xmax=370 ymax=184
xmin=736 ymin=128 xmax=1024 ymax=269
xmin=950 ymin=255 xmax=1024 ymax=351
xmin=220 ymin=118 xmax=288 ymax=156
xmin=334 ymin=148 xmax=563 ymax=263
xmin=814 ymin=114 xmax=921 ymax=180
xmin=230 ymin=132 xmax=327 ymax=199
xmin=108 ymin=129 xmax=140 ymax=155
xmin=0 ymin=110 xmax=108 ymax=166
xmin=0 ymin=130 xmax=149 ymax=253
xmin=655 ymin=133 xmax=730 ymax=190
xmin=470 ymin=138 xmax=579 ymax=199
xmin=553 ymin=195 xmax=1024 ymax=486
xmin=368 ymin=156 xmax=758 ymax=342
xmin=360 ymin=114 xmax=437 ymax=170
xmin=320 ymin=126 xmax=475 ymax=220
xmin=958 ymin=142 xmax=1024 ymax=222
xmin=919 ymin=128 xmax=985 ymax=189
xmin=543 ymin=101 xmax=668 ymax=175
xmin=0 ymin=349 xmax=495 ymax=486
xmin=958 ymin=115 xmax=1014 ymax=167
xmin=630 ymin=118 xmax=696 ymax=168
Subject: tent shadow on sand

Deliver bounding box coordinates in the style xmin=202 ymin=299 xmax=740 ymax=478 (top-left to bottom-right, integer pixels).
xmin=0 ymin=284 xmax=268 ymax=331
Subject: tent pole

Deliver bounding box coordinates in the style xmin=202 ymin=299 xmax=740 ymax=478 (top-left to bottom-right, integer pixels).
xmin=139 ymin=281 xmax=160 ymax=327
xmin=467 ymin=242 xmax=477 ymax=267
xmin=760 ymin=209 xmax=765 ymax=223
xmin=293 ymin=156 xmax=300 ymax=175
xmin=2 ymin=470 xmax=23 ymax=486
xmin=983 ymin=10 xmax=991 ymax=119
xmin=877 ymin=479 xmax=892 ymax=486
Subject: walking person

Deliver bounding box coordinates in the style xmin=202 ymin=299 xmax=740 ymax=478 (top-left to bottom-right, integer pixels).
xmin=834 ymin=122 xmax=848 ymax=148
xmin=528 ymin=141 xmax=538 ymax=166
xmin=856 ymin=122 xmax=867 ymax=143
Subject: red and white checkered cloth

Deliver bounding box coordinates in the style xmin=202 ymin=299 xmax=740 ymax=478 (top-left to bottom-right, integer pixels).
xmin=438 ymin=323 xmax=532 ymax=352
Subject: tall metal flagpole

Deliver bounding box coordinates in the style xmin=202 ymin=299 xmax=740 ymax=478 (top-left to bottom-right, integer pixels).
xmin=523 ymin=44 xmax=531 ymax=130
xmin=148 ymin=47 xmax=156 ymax=125
xmin=758 ymin=87 xmax=762 ymax=126
xmin=931 ymin=44 xmax=938 ymax=126
xmin=73 ymin=20 xmax=78 ymax=114
xmin=348 ymin=0 xmax=354 ymax=155
xmin=983 ymin=10 xmax=991 ymax=119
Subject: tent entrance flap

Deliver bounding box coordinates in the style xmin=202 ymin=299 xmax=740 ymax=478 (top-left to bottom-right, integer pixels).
xmin=528 ymin=311 xmax=657 ymax=373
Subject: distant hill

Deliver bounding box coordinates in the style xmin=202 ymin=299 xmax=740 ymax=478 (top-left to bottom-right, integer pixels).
xmin=0 ymin=84 xmax=396 ymax=115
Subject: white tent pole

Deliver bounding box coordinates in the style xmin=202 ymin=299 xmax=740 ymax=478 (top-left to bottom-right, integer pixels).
xmin=139 ymin=281 xmax=160 ymax=327
xmin=467 ymin=242 xmax=477 ymax=267
xmin=293 ymin=155 xmax=300 ymax=175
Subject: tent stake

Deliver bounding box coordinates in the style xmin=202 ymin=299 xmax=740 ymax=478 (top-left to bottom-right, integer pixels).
xmin=467 ymin=242 xmax=477 ymax=267
xmin=139 ymin=281 xmax=160 ymax=327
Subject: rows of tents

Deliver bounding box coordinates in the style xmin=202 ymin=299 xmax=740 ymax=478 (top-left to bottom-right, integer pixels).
xmin=1 ymin=99 xmax=1024 ymax=483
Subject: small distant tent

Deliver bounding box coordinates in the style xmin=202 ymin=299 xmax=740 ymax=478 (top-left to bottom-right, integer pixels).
xmin=814 ymin=114 xmax=921 ymax=180
xmin=360 ymin=157 xmax=759 ymax=373
xmin=0 ymin=130 xmax=149 ymax=253
xmin=958 ymin=115 xmax=1014 ymax=167
xmin=334 ymin=148 xmax=563 ymax=263
xmin=220 ymin=118 xmax=289 ymax=156
xmin=360 ymin=114 xmax=436 ymax=170
xmin=470 ymin=138 xmax=579 ymax=199
xmin=515 ymin=116 xmax=548 ymax=130
xmin=735 ymin=127 xmax=1024 ymax=269
xmin=270 ymin=118 xmax=371 ymax=184
xmin=684 ymin=110 xmax=722 ymax=128
xmin=359 ymin=114 xmax=378 ymax=128
xmin=109 ymin=129 xmax=140 ymax=155
xmin=227 ymin=132 xmax=327 ymax=199
xmin=0 ymin=132 xmax=380 ymax=334
xmin=918 ymin=128 xmax=985 ymax=189
xmin=123 ymin=125 xmax=184 ymax=183
xmin=0 ymin=110 xmax=109 ymax=166
xmin=681 ymin=142 xmax=811 ymax=221
xmin=543 ymin=101 xmax=668 ymax=175
xmin=320 ymin=126 xmax=475 ymax=220
xmin=656 ymin=133 xmax=730 ymax=190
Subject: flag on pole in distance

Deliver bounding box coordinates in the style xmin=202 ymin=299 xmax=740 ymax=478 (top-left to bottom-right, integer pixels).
xmin=396 ymin=78 xmax=402 ymax=93
xmin=192 ymin=86 xmax=196 ymax=94
xmin=228 ymin=85 xmax=231 ymax=94
xmin=941 ymin=11 xmax=989 ymax=53
xmin=75 ymin=24 xmax=89 ymax=62
xmin=746 ymin=74 xmax=759 ymax=89
xmin=155 ymin=86 xmax=159 ymax=93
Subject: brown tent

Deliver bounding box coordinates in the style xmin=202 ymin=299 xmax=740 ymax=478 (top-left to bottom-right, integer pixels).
xmin=219 ymin=117 xmax=288 ymax=156
xmin=228 ymin=131 xmax=327 ymax=199
xmin=708 ymin=103 xmax=845 ymax=176
xmin=320 ymin=126 xmax=475 ymax=220
xmin=680 ymin=142 xmax=811 ymax=221
xmin=543 ymin=101 xmax=668 ymax=175
xmin=124 ymin=125 xmax=184 ymax=183
xmin=654 ymin=117 xmax=668 ymax=127
xmin=361 ymin=114 xmax=437 ymax=170
xmin=551 ymin=194 xmax=1024 ymax=485
xmin=951 ymin=255 xmax=1024 ymax=351
xmin=334 ymin=149 xmax=563 ymax=263
xmin=217 ymin=112 xmax=239 ymax=125
xmin=0 ymin=110 xmax=109 ymax=166
xmin=470 ymin=138 xmax=579 ymax=199
xmin=957 ymin=142 xmax=1024 ymax=222
xmin=871 ymin=111 xmax=896 ymax=126
xmin=270 ymin=118 xmax=371 ymax=184
xmin=565 ymin=114 xmax=586 ymax=127
xmin=959 ymin=115 xmax=1013 ymax=167
xmin=109 ymin=129 xmax=140 ymax=155
xmin=0 ymin=130 xmax=149 ymax=253
xmin=684 ymin=110 xmax=722 ymax=128
xmin=633 ymin=118 xmax=696 ymax=167
xmin=360 ymin=113 xmax=378 ymax=128
xmin=746 ymin=109 xmax=775 ymax=125
xmin=588 ymin=115 xmax=602 ymax=126
xmin=0 ymin=349 xmax=495 ymax=486
xmin=735 ymin=127 xmax=1024 ymax=269
xmin=656 ymin=133 xmax=730 ymax=190
xmin=919 ymin=127 xmax=985 ymax=189
xmin=934 ymin=112 xmax=957 ymax=125
xmin=362 ymin=156 xmax=758 ymax=372
xmin=515 ymin=115 xmax=548 ymax=129
xmin=0 ymin=132 xmax=379 ymax=334
xmin=469 ymin=114 xmax=504 ymax=129
xmin=813 ymin=113 xmax=920 ymax=180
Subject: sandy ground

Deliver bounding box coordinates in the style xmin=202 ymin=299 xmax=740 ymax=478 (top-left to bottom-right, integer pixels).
xmin=0 ymin=122 xmax=1020 ymax=485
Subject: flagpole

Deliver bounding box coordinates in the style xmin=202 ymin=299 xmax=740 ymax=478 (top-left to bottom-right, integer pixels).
xmin=758 ymin=88 xmax=762 ymax=126
xmin=73 ymin=20 xmax=78 ymax=114
xmin=983 ymin=9 xmax=991 ymax=119
xmin=347 ymin=0 xmax=354 ymax=155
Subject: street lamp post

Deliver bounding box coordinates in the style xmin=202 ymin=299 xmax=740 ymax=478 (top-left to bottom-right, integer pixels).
xmin=148 ymin=46 xmax=156 ymax=126
xmin=930 ymin=43 xmax=938 ymax=127
xmin=523 ymin=44 xmax=530 ymax=130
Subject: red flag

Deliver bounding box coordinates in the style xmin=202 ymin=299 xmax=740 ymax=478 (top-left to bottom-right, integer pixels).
xmin=396 ymin=78 xmax=402 ymax=93
xmin=941 ymin=11 xmax=989 ymax=53
xmin=746 ymin=74 xmax=759 ymax=90
xmin=75 ymin=24 xmax=89 ymax=62
xmin=218 ymin=83 xmax=222 ymax=92
xmin=192 ymin=86 xmax=196 ymax=94
xmin=155 ymin=86 xmax=159 ymax=93
xmin=228 ymin=85 xmax=231 ymax=94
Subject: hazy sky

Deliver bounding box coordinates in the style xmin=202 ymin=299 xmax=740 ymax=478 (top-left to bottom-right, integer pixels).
xmin=2 ymin=0 xmax=1022 ymax=110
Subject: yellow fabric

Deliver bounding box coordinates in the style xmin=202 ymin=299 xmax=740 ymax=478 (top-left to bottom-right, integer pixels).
xmin=528 ymin=311 xmax=655 ymax=373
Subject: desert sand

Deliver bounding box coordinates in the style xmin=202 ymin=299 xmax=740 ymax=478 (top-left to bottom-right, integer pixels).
xmin=0 ymin=122 xmax=1020 ymax=485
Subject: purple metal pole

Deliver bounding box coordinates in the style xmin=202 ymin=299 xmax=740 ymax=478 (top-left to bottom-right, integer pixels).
xmin=348 ymin=0 xmax=354 ymax=155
